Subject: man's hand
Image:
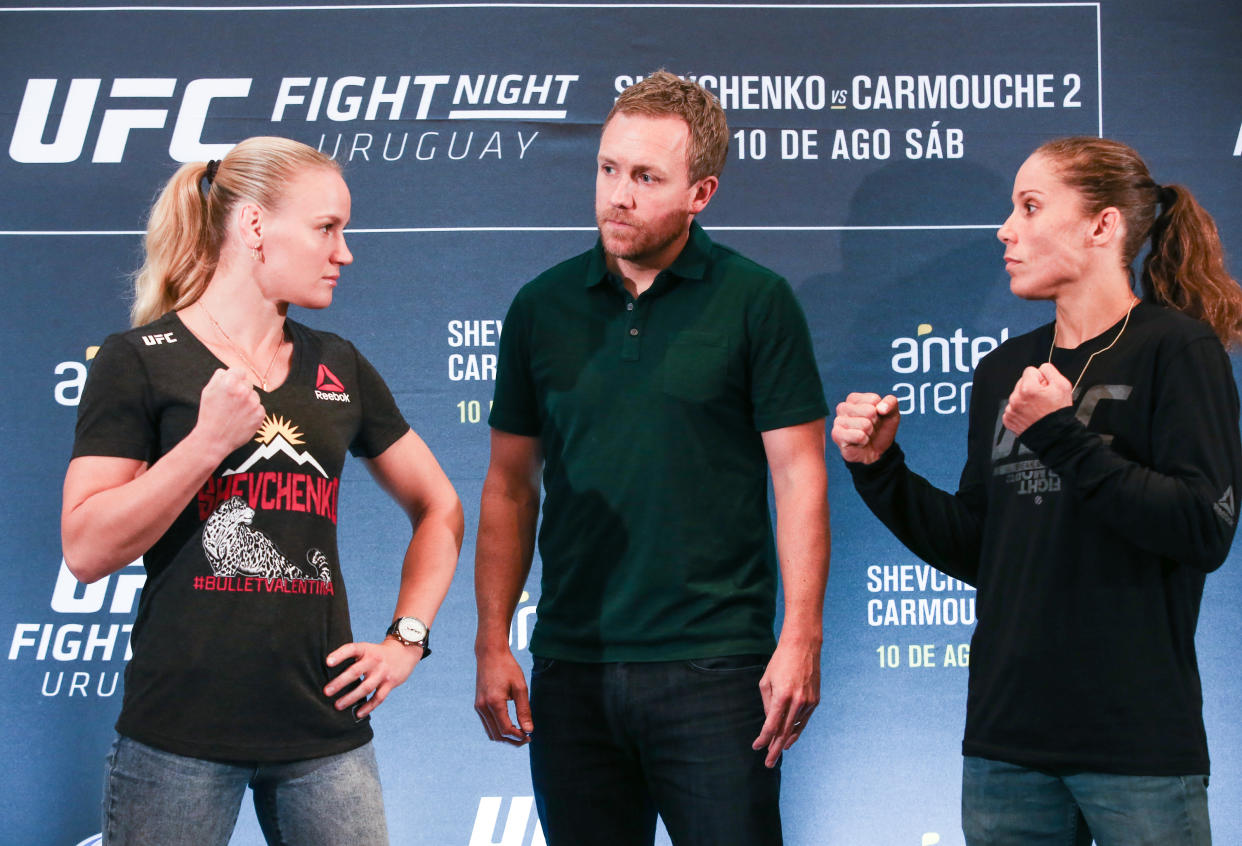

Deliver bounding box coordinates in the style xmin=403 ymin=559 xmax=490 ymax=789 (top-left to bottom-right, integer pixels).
xmin=752 ymin=639 xmax=821 ymax=768
xmin=474 ymin=647 xmax=534 ymax=745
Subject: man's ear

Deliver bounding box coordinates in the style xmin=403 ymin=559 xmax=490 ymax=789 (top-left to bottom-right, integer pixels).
xmin=688 ymin=175 xmax=719 ymax=215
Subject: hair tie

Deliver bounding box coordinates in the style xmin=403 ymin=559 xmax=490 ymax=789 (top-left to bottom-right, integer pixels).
xmin=204 ymin=159 xmax=220 ymax=187
xmin=1157 ymin=184 xmax=1177 ymax=209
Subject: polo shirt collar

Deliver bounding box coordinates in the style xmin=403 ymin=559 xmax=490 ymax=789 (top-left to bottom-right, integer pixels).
xmin=585 ymin=220 xmax=713 ymax=289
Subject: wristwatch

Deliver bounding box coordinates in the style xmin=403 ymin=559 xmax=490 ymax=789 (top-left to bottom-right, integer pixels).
xmin=386 ymin=616 xmax=431 ymax=657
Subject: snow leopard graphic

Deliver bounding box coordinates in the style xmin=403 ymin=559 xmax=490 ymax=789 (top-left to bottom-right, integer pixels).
xmin=202 ymin=496 xmax=332 ymax=583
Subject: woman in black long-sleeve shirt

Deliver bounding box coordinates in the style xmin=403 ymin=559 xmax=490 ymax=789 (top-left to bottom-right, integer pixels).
xmin=833 ymin=137 xmax=1242 ymax=846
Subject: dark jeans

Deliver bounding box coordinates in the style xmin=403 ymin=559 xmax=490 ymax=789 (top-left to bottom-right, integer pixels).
xmin=528 ymin=655 xmax=782 ymax=846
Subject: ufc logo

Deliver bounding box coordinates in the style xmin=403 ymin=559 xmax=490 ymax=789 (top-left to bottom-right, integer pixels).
xmin=991 ymin=384 xmax=1132 ymax=461
xmin=9 ymin=77 xmax=251 ymax=163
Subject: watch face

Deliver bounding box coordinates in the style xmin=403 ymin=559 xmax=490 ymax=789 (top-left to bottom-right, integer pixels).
xmin=397 ymin=617 xmax=427 ymax=643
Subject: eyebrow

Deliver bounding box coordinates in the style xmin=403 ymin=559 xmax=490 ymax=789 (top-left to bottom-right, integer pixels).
xmin=598 ymin=156 xmax=664 ymax=176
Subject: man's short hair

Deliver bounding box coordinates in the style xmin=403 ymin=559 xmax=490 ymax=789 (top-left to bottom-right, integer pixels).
xmin=605 ymin=70 xmax=729 ymax=184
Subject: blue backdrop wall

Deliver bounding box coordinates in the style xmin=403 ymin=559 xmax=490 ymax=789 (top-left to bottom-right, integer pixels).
xmin=2 ymin=2 xmax=1241 ymax=844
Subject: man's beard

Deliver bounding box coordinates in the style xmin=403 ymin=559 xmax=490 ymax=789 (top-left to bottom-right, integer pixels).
xmin=596 ymin=209 xmax=688 ymax=264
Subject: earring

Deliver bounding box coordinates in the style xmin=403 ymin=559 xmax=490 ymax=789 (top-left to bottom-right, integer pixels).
xmin=250 ymin=246 xmax=262 ymax=262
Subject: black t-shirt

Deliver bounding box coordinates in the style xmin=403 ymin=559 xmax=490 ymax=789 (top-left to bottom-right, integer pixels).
xmin=73 ymin=312 xmax=410 ymax=761
xmin=850 ymin=303 xmax=1241 ymax=775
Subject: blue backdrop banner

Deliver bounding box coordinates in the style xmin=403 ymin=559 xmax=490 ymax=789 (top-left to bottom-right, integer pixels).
xmin=2 ymin=2 xmax=1241 ymax=844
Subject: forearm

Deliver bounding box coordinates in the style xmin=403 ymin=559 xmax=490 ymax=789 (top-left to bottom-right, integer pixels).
xmin=773 ymin=478 xmax=829 ymax=647
xmin=765 ymin=420 xmax=831 ymax=646
xmin=391 ymin=498 xmax=465 ymax=625
xmin=1021 ymin=409 xmax=1239 ymax=570
xmin=848 ymin=444 xmax=984 ymax=584
xmin=473 ymin=479 xmax=539 ymax=655
xmin=328 ymin=435 xmax=464 ymax=712
xmin=62 ymin=431 xmax=229 ymax=582
xmin=329 ymin=492 xmax=462 ymax=712
xmin=756 ymin=424 xmax=829 ymax=767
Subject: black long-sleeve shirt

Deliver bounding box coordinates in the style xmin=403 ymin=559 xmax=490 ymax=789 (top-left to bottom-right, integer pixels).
xmin=850 ymin=303 xmax=1240 ymax=774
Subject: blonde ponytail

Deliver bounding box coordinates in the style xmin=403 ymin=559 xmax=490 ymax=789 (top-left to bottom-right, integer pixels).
xmin=130 ymin=161 xmax=214 ymax=326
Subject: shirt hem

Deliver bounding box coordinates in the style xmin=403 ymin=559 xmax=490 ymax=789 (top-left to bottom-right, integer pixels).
xmin=530 ymin=638 xmax=776 ymax=663
xmin=962 ymin=739 xmax=1210 ymax=777
xmin=487 ymin=415 xmax=540 ymax=438
xmin=754 ymin=401 xmax=828 ymax=433
xmin=116 ymin=721 xmax=374 ymax=764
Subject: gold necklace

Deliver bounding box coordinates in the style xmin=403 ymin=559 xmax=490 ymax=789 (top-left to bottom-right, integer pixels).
xmin=1048 ymin=297 xmax=1139 ymax=395
xmin=199 ymin=302 xmax=284 ymax=391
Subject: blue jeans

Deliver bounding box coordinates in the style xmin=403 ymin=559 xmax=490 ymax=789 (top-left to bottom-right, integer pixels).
xmin=528 ymin=655 xmax=781 ymax=846
xmin=102 ymin=735 xmax=388 ymax=846
xmin=962 ymin=755 xmax=1211 ymax=846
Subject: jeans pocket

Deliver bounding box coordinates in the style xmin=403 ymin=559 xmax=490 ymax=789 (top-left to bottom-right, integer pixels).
xmin=530 ymin=656 xmax=558 ymax=678
xmin=687 ymin=654 xmax=769 ymax=674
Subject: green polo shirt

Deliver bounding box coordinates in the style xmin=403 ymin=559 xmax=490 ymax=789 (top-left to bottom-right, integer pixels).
xmin=490 ymin=222 xmax=827 ymax=661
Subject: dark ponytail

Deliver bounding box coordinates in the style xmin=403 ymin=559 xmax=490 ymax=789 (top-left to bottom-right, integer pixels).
xmin=1140 ymin=183 xmax=1242 ymax=344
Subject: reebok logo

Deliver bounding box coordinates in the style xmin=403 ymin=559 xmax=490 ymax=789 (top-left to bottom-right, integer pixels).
xmin=316 ymin=364 xmax=345 ymax=392
xmin=1214 ymin=486 xmax=1235 ymax=526
xmin=315 ymin=364 xmax=350 ymax=402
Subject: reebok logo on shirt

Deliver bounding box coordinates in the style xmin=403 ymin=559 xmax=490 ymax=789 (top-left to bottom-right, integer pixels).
xmin=314 ymin=364 xmax=350 ymax=402
xmin=1214 ymin=486 xmax=1236 ymax=526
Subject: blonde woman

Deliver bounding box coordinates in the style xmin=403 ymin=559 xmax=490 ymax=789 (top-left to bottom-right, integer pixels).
xmin=62 ymin=136 xmax=462 ymax=845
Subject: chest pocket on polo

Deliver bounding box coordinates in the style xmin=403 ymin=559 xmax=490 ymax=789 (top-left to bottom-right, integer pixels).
xmin=660 ymin=331 xmax=729 ymax=403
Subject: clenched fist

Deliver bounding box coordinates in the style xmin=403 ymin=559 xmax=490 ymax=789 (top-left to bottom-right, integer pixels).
xmin=194 ymin=367 xmax=265 ymax=458
xmin=832 ymin=392 xmax=901 ymax=464
xmin=1003 ymin=364 xmax=1072 ymax=436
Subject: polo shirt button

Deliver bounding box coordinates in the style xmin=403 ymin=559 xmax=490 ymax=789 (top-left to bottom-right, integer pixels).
xmin=629 ymin=328 xmax=639 ymax=336
xmin=626 ymin=302 xmax=634 ymax=311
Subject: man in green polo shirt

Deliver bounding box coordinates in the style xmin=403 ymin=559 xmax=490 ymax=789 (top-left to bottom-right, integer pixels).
xmin=472 ymin=71 xmax=830 ymax=846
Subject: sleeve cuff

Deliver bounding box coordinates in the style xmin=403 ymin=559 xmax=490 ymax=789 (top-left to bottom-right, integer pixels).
xmin=845 ymin=442 xmax=907 ymax=485
xmin=1017 ymin=407 xmax=1082 ymax=456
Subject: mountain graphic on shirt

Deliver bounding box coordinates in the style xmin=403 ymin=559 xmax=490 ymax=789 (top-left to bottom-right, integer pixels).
xmin=221 ymin=414 xmax=329 ymax=478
